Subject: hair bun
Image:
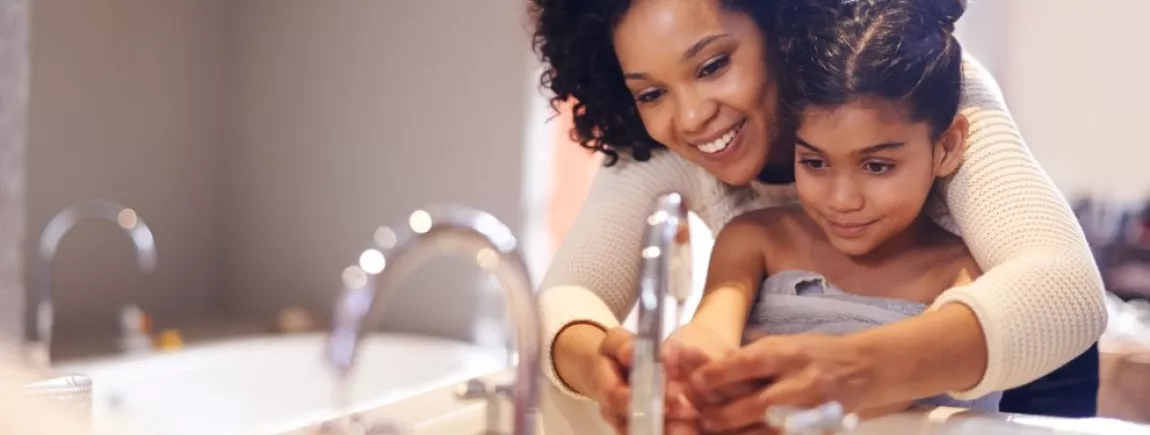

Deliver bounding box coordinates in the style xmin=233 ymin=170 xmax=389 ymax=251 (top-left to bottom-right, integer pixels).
xmin=921 ymin=0 xmax=967 ymax=33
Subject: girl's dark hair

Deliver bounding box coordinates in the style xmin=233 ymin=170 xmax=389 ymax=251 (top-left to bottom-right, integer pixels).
xmin=775 ymin=0 xmax=967 ymax=139
xmin=529 ymin=0 xmax=779 ymax=166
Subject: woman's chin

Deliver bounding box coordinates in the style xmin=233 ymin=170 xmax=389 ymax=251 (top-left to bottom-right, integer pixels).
xmin=711 ymin=161 xmax=765 ymax=186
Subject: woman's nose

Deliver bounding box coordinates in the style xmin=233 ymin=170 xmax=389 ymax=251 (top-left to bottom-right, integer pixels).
xmin=675 ymin=90 xmax=719 ymax=135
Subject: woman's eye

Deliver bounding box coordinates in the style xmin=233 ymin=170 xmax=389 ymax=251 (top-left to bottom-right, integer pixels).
xmin=864 ymin=162 xmax=893 ymax=175
xmin=698 ymin=55 xmax=730 ymax=78
xmin=635 ymin=89 xmax=665 ymax=104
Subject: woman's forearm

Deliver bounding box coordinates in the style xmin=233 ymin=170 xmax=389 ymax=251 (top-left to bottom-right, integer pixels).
xmin=928 ymin=57 xmax=1106 ymax=395
xmin=848 ymin=303 xmax=989 ymax=408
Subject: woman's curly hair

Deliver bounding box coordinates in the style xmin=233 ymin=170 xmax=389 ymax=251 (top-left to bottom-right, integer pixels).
xmin=529 ymin=0 xmax=779 ymax=166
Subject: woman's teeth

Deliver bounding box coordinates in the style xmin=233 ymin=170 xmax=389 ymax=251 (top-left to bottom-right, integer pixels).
xmin=698 ymin=123 xmax=742 ymax=154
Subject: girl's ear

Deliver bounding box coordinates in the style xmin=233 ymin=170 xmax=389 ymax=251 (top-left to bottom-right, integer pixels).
xmin=934 ymin=114 xmax=969 ymax=177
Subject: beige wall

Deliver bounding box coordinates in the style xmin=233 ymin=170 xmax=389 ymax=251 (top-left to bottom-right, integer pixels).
xmin=27 ymin=0 xmax=229 ymax=341
xmin=0 ymin=0 xmax=30 ymax=339
xmin=224 ymin=0 xmax=534 ymax=341
xmin=24 ymin=0 xmax=1147 ymax=345
xmin=26 ymin=0 xmax=535 ymax=345
xmin=1000 ymin=0 xmax=1150 ymax=201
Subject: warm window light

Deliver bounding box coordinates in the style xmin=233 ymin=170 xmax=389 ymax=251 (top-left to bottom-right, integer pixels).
xmin=117 ymin=208 xmax=138 ymax=229
xmin=373 ymin=226 xmax=397 ymax=249
xmin=341 ymin=265 xmax=368 ymax=290
xmin=409 ymin=210 xmax=432 ymax=234
xmin=358 ymin=249 xmax=385 ymax=275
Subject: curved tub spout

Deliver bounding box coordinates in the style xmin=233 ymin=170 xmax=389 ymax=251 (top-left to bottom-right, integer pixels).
xmin=325 ymin=204 xmax=540 ymax=435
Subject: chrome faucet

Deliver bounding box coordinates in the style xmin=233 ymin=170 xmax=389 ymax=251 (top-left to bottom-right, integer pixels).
xmin=630 ymin=192 xmax=692 ymax=435
xmin=30 ymin=199 xmax=157 ymax=366
xmin=324 ymin=204 xmax=541 ymax=435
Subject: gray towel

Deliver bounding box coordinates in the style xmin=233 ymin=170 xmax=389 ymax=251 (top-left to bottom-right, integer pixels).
xmin=745 ymin=270 xmax=1001 ymax=412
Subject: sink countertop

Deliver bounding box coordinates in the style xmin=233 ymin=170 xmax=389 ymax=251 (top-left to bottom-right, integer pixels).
xmin=277 ymin=365 xmax=1150 ymax=435
xmin=857 ymin=407 xmax=1150 ymax=435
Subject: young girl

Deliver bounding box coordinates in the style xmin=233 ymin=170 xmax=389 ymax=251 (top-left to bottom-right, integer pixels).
xmin=673 ymin=0 xmax=1002 ymax=417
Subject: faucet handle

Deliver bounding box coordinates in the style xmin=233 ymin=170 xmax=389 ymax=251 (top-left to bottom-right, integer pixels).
xmin=314 ymin=414 xmax=409 ymax=435
xmin=454 ymin=378 xmax=512 ymax=400
xmin=361 ymin=420 xmax=408 ymax=435
xmin=454 ymin=377 xmax=517 ymax=435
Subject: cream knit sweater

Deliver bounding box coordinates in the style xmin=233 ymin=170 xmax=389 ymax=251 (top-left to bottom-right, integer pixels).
xmin=538 ymin=56 xmax=1108 ymax=401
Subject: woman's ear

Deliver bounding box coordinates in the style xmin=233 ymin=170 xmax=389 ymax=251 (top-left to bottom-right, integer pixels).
xmin=934 ymin=114 xmax=969 ymax=177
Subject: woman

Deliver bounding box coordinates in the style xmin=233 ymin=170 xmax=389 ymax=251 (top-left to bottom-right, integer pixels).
xmin=529 ymin=0 xmax=1105 ymax=432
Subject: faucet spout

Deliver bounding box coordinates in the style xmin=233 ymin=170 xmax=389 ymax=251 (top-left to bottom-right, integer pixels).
xmin=630 ymin=192 xmax=692 ymax=435
xmin=31 ymin=199 xmax=157 ymax=366
xmin=325 ymin=204 xmax=541 ymax=435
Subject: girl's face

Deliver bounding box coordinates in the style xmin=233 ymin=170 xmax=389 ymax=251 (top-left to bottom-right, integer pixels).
xmin=793 ymin=98 xmax=967 ymax=257
xmin=613 ymin=0 xmax=779 ymax=186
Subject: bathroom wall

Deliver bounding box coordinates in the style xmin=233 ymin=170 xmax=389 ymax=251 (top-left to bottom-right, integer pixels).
xmin=0 ymin=0 xmax=29 ymax=339
xmin=952 ymin=0 xmax=1150 ymax=201
xmin=224 ymin=0 xmax=535 ymax=341
xmin=24 ymin=0 xmax=536 ymax=346
xmin=998 ymin=0 xmax=1150 ymax=201
xmin=23 ymin=0 xmax=1148 ymax=347
xmin=26 ymin=0 xmax=229 ymax=341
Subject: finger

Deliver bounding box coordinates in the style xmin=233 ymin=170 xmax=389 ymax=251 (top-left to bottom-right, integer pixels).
xmin=678 ymin=345 xmax=730 ymax=406
xmin=603 ymin=383 xmax=632 ymax=419
xmin=700 ymin=377 xmax=828 ymax=433
xmin=690 ymin=344 xmax=794 ymax=395
xmin=666 ymin=420 xmax=702 ymax=435
xmin=663 ymin=339 xmax=684 ymax=381
xmin=665 ymin=380 xmax=699 ymax=420
xmin=602 ymin=328 xmax=636 ymax=367
xmin=725 ymin=423 xmax=777 ymax=435
xmin=599 ymin=405 xmax=627 ymax=435
xmin=699 ymin=391 xmax=766 ymax=433
xmin=684 ymin=379 xmax=724 ymax=409
xmin=593 ymin=353 xmax=629 ymax=404
xmin=688 ymin=371 xmax=763 ymax=408
xmin=678 ymin=343 xmax=712 ymax=373
xmin=710 ymin=381 xmax=761 ymax=405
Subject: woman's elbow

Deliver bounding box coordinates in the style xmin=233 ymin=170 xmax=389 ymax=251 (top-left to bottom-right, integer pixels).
xmin=1038 ymin=250 xmax=1109 ymax=345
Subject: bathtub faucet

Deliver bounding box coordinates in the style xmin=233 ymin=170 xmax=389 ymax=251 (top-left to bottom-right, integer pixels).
xmin=630 ymin=192 xmax=693 ymax=435
xmin=30 ymin=199 xmax=157 ymax=367
xmin=324 ymin=205 xmax=541 ymax=435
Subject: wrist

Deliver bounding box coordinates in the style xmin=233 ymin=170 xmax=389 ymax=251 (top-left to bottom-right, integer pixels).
xmin=691 ymin=290 xmax=751 ymax=344
xmin=844 ymin=333 xmax=898 ymax=408
xmin=553 ymin=322 xmax=607 ymax=396
xmin=685 ymin=317 xmax=743 ymax=348
xmin=845 ymin=303 xmax=988 ymax=406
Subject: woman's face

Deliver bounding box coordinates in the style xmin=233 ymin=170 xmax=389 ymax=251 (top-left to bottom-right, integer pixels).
xmin=613 ymin=0 xmax=777 ymax=186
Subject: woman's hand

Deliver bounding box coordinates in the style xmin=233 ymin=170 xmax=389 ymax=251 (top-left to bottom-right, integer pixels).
xmin=554 ymin=324 xmax=712 ymax=434
xmin=551 ymin=323 xmax=637 ymax=433
xmin=583 ymin=327 xmax=637 ymax=433
xmin=686 ymin=333 xmax=880 ymax=433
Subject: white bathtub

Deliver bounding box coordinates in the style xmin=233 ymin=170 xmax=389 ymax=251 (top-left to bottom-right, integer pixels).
xmin=54 ymin=333 xmax=508 ymax=435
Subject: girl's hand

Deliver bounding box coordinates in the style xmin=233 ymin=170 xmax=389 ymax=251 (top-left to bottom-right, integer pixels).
xmin=686 ymin=333 xmax=879 ymax=433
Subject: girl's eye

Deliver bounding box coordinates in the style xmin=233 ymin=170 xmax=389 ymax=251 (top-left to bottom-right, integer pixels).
xmin=799 ymin=158 xmax=826 ymax=170
xmin=863 ymin=162 xmax=894 ymax=175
